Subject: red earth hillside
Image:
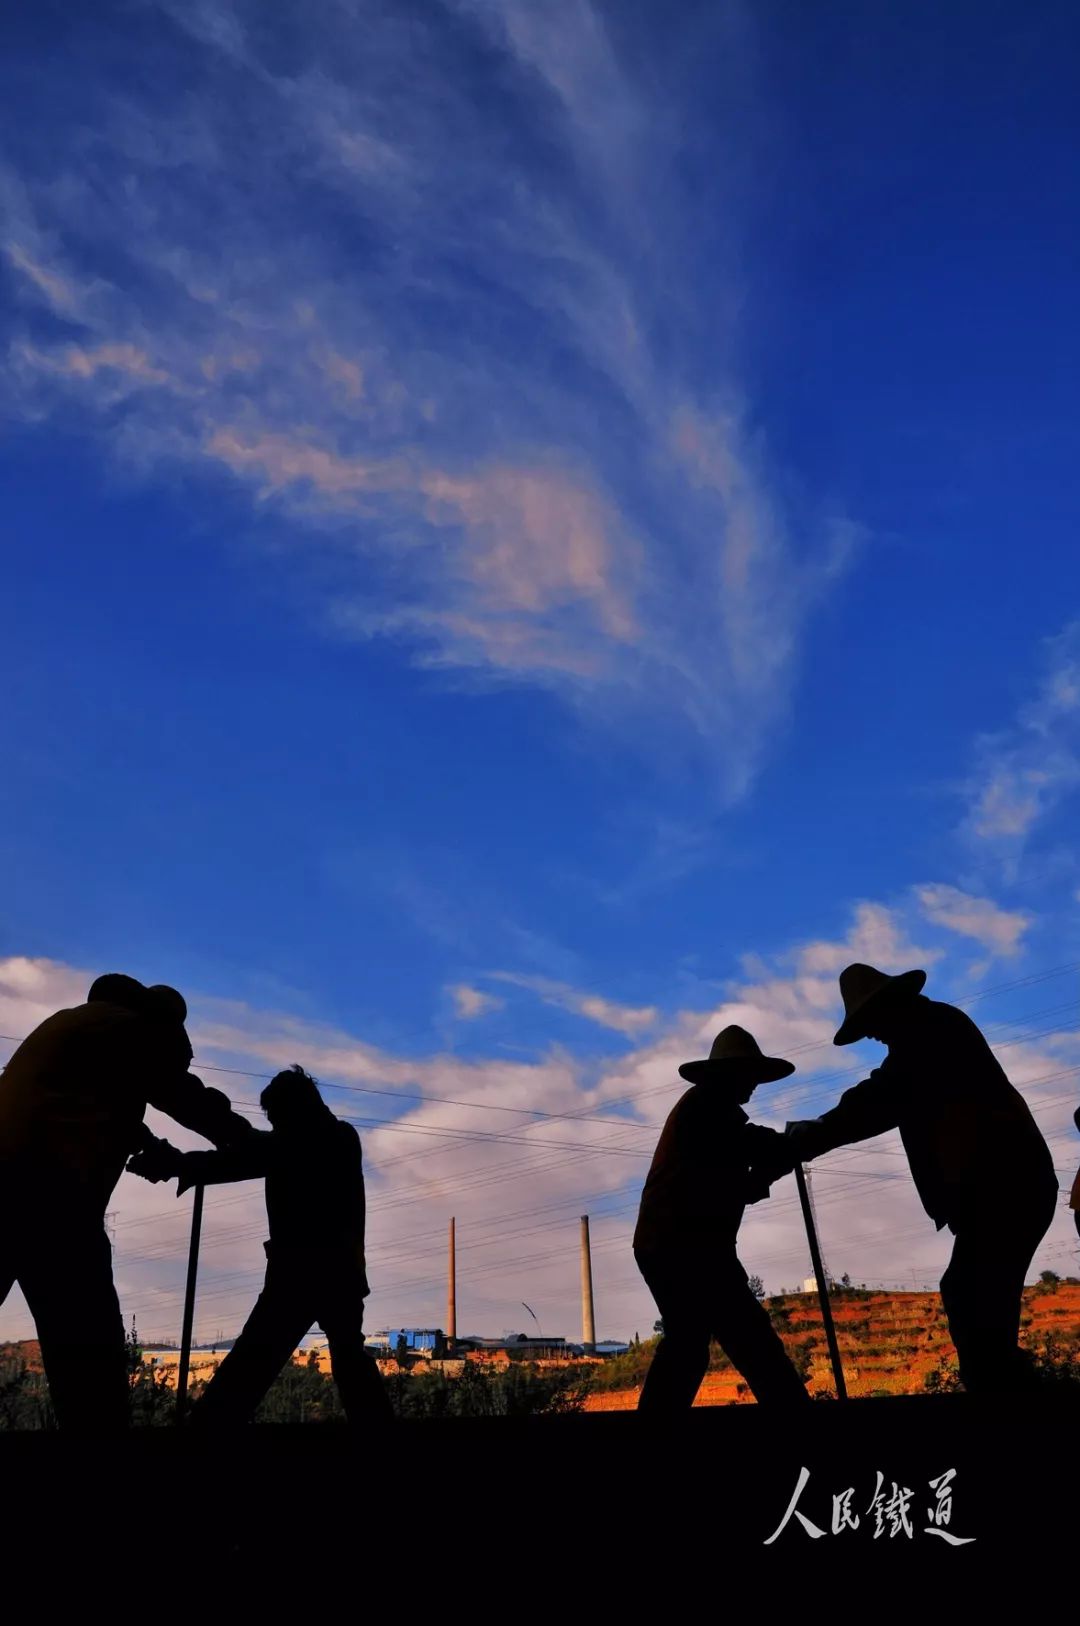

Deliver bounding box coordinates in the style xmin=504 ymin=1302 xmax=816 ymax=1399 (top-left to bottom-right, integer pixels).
xmin=584 ymin=1281 xmax=1080 ymax=1409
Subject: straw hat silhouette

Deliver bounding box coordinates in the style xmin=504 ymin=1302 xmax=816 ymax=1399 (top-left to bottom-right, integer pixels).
xmin=679 ymin=1024 xmax=795 ymax=1086
xmin=833 ymin=962 xmax=926 ymax=1046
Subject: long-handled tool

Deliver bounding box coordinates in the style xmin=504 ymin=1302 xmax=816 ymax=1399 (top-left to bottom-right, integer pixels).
xmin=175 ymin=1184 xmax=205 ymax=1423
xmin=791 ymin=1155 xmax=848 ymax=1402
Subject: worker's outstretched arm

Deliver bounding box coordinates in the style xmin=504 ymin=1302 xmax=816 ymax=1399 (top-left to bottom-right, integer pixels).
xmin=128 ymin=1130 xmax=274 ymax=1191
xmin=145 ymin=1064 xmax=256 ymax=1149
xmin=742 ymin=1123 xmax=797 ymax=1202
xmin=786 ymin=1058 xmax=903 ymax=1160
xmin=175 ymin=1134 xmax=275 ymax=1193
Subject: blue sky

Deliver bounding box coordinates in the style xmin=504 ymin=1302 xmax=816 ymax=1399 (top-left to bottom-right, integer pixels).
xmin=3 ymin=0 xmax=1080 ymax=1345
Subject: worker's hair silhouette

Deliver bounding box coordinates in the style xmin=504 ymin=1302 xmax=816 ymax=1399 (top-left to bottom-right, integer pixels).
xmin=260 ymin=1064 xmax=322 ymax=1116
xmin=129 ymin=1061 xmax=393 ymax=1428
xmin=87 ymin=973 xmax=148 ymax=1012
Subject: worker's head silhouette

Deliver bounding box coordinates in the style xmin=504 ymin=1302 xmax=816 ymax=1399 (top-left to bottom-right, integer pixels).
xmin=87 ymin=976 xmax=189 ymax=1030
xmin=260 ymin=1064 xmax=327 ymax=1129
xmin=833 ymin=963 xmax=926 ymax=1046
xmin=87 ymin=973 xmax=148 ymax=1012
xmin=145 ymin=984 xmax=187 ymax=1025
xmin=678 ymin=1025 xmax=795 ymax=1104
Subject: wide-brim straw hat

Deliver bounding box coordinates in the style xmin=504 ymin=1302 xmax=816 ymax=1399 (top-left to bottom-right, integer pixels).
xmin=679 ymin=1024 xmax=796 ymax=1086
xmin=834 ymin=962 xmax=926 ymax=1046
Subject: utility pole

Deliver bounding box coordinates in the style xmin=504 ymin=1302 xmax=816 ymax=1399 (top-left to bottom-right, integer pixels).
xmin=580 ymin=1216 xmax=596 ymax=1354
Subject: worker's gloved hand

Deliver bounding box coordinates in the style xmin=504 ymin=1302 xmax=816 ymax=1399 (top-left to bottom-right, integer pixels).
xmin=176 ymin=1154 xmax=204 ymax=1198
xmin=129 ymin=1121 xmax=159 ymax=1155
xmin=744 ymin=1125 xmax=796 ymax=1190
xmin=784 ymin=1119 xmax=824 ymax=1159
xmin=127 ymin=1134 xmax=184 ymax=1184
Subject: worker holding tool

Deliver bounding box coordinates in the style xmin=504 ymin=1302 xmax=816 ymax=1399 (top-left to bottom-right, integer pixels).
xmin=633 ymin=1025 xmax=811 ymax=1412
xmin=129 ymin=1063 xmax=394 ymax=1427
xmin=784 ymin=962 xmax=1058 ymax=1397
xmin=1070 ymin=1105 xmax=1080 ymax=1242
xmin=0 ymin=974 xmax=250 ymax=1431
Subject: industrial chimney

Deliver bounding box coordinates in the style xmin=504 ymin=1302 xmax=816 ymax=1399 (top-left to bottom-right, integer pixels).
xmin=447 ymin=1216 xmax=457 ymax=1352
xmin=580 ymin=1215 xmax=596 ymax=1354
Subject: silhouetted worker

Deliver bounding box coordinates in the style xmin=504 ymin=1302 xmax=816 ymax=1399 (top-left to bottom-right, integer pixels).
xmin=1071 ymin=1106 xmax=1080 ymax=1242
xmin=130 ymin=1065 xmax=393 ymax=1427
xmin=785 ymin=963 xmax=1058 ymax=1397
xmin=633 ymin=1025 xmax=811 ymax=1412
xmin=0 ymin=973 xmax=250 ymax=1430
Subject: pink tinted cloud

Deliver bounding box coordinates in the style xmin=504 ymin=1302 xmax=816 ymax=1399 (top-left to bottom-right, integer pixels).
xmin=6 ymin=243 xmax=82 ymax=315
xmin=63 ymin=343 xmax=169 ymax=383
xmin=204 ymin=425 xmax=639 ymax=675
xmin=420 ymin=466 xmax=637 ymax=641
xmin=450 ymin=984 xmax=505 ymax=1020
xmin=315 ymin=347 xmax=365 ymax=400
xmin=488 ymin=971 xmax=657 ymax=1035
xmin=16 ymin=340 xmax=169 ymax=387
xmin=204 ymin=427 xmax=395 ymax=497
xmin=914 ymin=883 xmax=1032 ymax=957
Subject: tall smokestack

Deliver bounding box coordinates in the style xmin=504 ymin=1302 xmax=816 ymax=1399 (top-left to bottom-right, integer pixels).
xmin=580 ymin=1215 xmax=596 ymax=1353
xmin=447 ymin=1216 xmax=457 ymax=1351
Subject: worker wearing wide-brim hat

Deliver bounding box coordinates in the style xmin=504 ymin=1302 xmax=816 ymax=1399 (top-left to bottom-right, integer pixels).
xmin=785 ymin=963 xmax=1058 ymax=1397
xmin=633 ymin=1025 xmax=811 ymax=1412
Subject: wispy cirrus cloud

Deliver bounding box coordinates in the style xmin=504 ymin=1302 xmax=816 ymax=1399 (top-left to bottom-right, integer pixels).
xmin=0 ymin=0 xmax=855 ymax=796
xmin=914 ymin=883 xmax=1032 ymax=957
xmin=204 ymin=428 xmax=638 ymax=677
xmin=487 ymin=972 xmax=658 ymax=1037
xmin=16 ymin=340 xmax=169 ymax=386
xmin=963 ymin=621 xmax=1080 ymax=865
xmin=5 ymin=243 xmax=85 ymax=318
xmin=449 ymin=984 xmax=504 ymax=1021
xmin=787 ymin=901 xmax=943 ymax=982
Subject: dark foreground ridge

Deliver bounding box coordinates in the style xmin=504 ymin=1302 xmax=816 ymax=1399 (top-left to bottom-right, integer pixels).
xmin=4 ymin=1393 xmax=1076 ymax=1590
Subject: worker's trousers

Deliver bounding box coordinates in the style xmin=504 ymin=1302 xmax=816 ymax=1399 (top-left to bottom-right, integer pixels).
xmin=940 ymin=1181 xmax=1058 ymax=1396
xmin=191 ymin=1246 xmax=394 ymax=1427
xmin=0 ymin=1176 xmax=128 ymax=1431
xmin=635 ymin=1247 xmax=811 ymax=1412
